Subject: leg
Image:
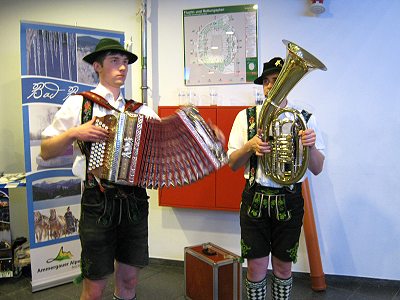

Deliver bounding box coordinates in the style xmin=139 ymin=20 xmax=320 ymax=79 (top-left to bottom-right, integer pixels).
xmin=79 ymin=187 xmax=117 ymax=299
xmin=245 ymin=257 xmax=269 ymax=300
xmin=113 ymin=187 xmax=149 ymax=299
xmin=114 ymin=261 xmax=140 ymax=299
xmin=240 ymin=183 xmax=272 ymax=300
xmin=271 ymin=256 xmax=292 ymax=279
xmin=269 ymin=192 xmax=304 ymax=299
xmin=247 ymin=256 xmax=269 ymax=282
xmin=80 ymin=278 xmax=108 ymax=300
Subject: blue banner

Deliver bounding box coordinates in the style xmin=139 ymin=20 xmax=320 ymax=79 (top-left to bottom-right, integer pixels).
xmin=20 ymin=21 xmax=124 ymax=291
xmin=22 ymin=76 xmax=95 ymax=106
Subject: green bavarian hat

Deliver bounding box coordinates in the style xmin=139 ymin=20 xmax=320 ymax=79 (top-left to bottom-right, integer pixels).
xmin=82 ymin=38 xmax=138 ymax=65
xmin=254 ymin=57 xmax=284 ymax=85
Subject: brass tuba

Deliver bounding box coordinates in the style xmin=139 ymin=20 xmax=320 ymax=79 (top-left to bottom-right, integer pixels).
xmin=258 ymin=40 xmax=327 ymax=186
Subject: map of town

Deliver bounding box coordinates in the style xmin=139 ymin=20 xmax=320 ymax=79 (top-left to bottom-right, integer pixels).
xmin=184 ymin=5 xmax=258 ymax=85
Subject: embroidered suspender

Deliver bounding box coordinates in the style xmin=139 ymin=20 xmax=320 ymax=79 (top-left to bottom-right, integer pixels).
xmin=301 ymin=109 xmax=312 ymax=123
xmin=246 ymin=106 xmax=257 ymax=187
xmin=78 ymin=91 xmax=143 ymax=113
xmin=76 ymin=91 xmax=143 ymax=188
xmin=246 ymin=107 xmax=312 ymax=187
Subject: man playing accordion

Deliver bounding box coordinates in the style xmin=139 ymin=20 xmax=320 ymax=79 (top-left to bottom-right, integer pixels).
xmin=41 ymin=38 xmax=159 ymax=300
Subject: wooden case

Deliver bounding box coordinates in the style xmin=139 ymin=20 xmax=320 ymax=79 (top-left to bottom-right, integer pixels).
xmin=184 ymin=243 xmax=242 ymax=300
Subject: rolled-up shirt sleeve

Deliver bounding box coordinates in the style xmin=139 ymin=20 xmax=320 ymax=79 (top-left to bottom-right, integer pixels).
xmin=41 ymin=95 xmax=85 ymax=180
xmin=227 ymin=109 xmax=247 ymax=158
xmin=41 ymin=95 xmax=83 ymax=138
xmin=307 ymin=114 xmax=325 ymax=155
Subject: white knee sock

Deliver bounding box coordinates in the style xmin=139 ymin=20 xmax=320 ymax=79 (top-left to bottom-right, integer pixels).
xmin=271 ymin=273 xmax=293 ymax=300
xmin=245 ymin=276 xmax=267 ymax=300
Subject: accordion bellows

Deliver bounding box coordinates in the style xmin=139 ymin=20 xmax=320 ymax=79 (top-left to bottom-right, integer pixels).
xmin=88 ymin=106 xmax=228 ymax=189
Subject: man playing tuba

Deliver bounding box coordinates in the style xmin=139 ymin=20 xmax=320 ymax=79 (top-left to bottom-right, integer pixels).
xmin=228 ymin=57 xmax=325 ymax=300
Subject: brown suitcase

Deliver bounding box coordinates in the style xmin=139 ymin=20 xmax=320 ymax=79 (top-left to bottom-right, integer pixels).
xmin=184 ymin=242 xmax=242 ymax=300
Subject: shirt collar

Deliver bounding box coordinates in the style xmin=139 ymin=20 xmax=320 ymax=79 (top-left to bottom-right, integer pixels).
xmin=92 ymin=83 xmax=124 ymax=104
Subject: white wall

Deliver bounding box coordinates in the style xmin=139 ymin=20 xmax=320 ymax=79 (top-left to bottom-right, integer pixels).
xmin=1 ymin=0 xmax=400 ymax=281
xmin=147 ymin=0 xmax=400 ymax=281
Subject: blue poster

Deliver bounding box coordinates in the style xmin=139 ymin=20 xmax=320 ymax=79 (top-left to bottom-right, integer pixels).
xmin=20 ymin=21 xmax=125 ymax=291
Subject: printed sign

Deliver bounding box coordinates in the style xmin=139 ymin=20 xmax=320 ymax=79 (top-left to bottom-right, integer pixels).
xmin=183 ymin=4 xmax=258 ymax=85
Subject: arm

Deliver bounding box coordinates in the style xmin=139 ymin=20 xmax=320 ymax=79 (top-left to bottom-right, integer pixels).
xmin=229 ymin=129 xmax=270 ymax=171
xmin=41 ymin=128 xmax=78 ymax=160
xmin=308 ymin=145 xmax=325 ymax=175
xmin=300 ymin=128 xmax=325 ymax=175
xmin=41 ymin=118 xmax=108 ymax=160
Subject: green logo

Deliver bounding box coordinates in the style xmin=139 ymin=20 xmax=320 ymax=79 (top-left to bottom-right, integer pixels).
xmin=46 ymin=246 xmax=73 ymax=263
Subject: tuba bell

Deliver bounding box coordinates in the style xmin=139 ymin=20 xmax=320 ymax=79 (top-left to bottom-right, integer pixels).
xmin=258 ymin=40 xmax=327 ymax=186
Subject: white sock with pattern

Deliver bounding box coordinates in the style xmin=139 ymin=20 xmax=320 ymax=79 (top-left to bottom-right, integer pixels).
xmin=271 ymin=273 xmax=293 ymax=300
xmin=245 ymin=276 xmax=267 ymax=300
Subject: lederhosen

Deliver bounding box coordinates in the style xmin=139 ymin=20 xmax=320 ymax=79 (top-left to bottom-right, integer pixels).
xmin=77 ymin=91 xmax=150 ymax=280
xmin=240 ymin=106 xmax=312 ymax=263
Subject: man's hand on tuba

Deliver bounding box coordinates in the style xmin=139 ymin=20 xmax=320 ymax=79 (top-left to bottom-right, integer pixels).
xmin=299 ymin=128 xmax=316 ymax=147
xmin=250 ymin=128 xmax=271 ymax=156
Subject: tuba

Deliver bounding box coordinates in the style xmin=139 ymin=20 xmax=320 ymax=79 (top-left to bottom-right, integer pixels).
xmin=258 ymin=40 xmax=327 ymax=186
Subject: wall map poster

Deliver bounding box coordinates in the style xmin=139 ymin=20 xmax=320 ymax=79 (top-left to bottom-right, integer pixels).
xmin=183 ymin=4 xmax=258 ymax=86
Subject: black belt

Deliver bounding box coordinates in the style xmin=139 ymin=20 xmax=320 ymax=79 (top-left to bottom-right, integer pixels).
xmin=248 ymin=180 xmax=302 ymax=195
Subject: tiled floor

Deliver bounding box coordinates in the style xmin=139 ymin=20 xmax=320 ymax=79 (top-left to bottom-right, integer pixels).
xmin=0 ymin=258 xmax=399 ymax=299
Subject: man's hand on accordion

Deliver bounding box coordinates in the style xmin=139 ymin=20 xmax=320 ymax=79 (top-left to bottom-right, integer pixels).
xmin=40 ymin=117 xmax=109 ymax=160
xmin=208 ymin=121 xmax=226 ymax=146
xmin=75 ymin=117 xmax=109 ymax=143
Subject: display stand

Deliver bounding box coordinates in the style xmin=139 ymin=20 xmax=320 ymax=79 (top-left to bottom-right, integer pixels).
xmin=0 ymin=173 xmax=27 ymax=278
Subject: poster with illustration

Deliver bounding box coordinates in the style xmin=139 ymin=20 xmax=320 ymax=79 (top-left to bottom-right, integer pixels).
xmin=20 ymin=21 xmax=125 ymax=291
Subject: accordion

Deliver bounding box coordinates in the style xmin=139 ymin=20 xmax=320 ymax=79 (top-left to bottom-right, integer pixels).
xmin=87 ymin=106 xmax=227 ymax=189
